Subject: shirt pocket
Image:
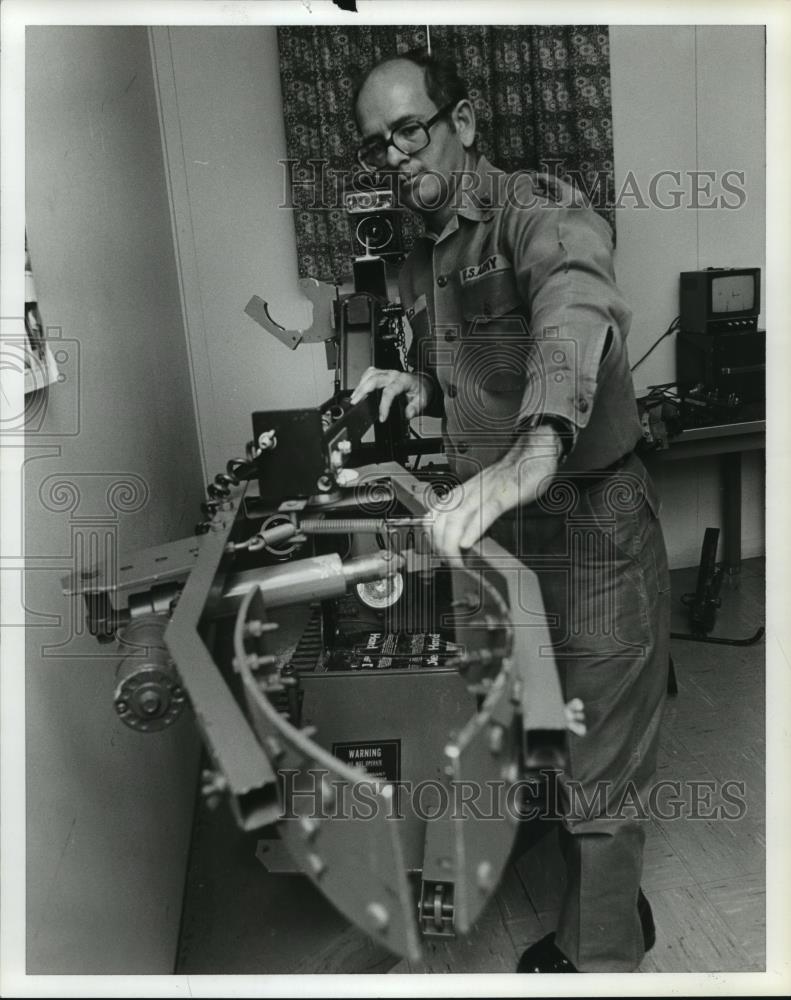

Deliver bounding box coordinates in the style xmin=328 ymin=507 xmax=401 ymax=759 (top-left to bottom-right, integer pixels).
xmin=460 ymin=267 xmax=522 ymax=323
xmin=458 ymin=268 xmax=529 ymax=394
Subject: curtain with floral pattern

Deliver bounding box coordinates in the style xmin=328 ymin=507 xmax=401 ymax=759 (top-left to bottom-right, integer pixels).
xmin=277 ymin=25 xmax=614 ymax=282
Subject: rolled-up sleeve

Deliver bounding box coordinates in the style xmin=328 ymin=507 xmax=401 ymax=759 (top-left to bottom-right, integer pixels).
xmin=506 ymin=177 xmax=632 ymax=444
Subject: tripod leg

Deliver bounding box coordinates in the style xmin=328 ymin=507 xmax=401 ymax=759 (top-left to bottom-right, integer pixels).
xmin=669 ymin=626 xmax=764 ymax=647
xmin=667 ymin=654 xmax=678 ymax=696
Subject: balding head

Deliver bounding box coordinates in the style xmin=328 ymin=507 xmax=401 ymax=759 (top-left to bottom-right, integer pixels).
xmin=353 ymin=47 xmax=470 ymax=129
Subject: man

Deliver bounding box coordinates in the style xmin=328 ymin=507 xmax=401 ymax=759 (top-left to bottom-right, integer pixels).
xmin=349 ymin=47 xmax=671 ymax=973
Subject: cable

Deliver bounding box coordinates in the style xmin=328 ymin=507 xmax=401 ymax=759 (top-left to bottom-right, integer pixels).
xmin=640 ymin=382 xmax=681 ymax=406
xmin=630 ymin=317 xmax=680 ymax=374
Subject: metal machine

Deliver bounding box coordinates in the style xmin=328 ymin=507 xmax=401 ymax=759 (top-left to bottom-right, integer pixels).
xmin=63 ymin=227 xmax=569 ymax=960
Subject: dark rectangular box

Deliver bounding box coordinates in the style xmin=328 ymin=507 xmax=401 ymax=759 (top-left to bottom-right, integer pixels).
xmin=680 ymin=267 xmax=760 ymax=334
xmin=676 ymin=329 xmax=765 ymax=403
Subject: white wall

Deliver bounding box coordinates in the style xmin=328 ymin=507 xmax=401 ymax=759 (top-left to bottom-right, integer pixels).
xmin=611 ymin=25 xmax=765 ymax=567
xmin=152 ymin=26 xmax=335 ymax=480
xmin=25 ymin=26 xmax=203 ymax=972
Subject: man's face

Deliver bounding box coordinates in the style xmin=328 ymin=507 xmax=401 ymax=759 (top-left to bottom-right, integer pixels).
xmin=355 ymin=60 xmax=471 ymax=215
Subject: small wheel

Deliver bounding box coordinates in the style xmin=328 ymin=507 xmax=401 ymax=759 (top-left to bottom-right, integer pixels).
xmin=433 ymin=883 xmax=444 ymax=932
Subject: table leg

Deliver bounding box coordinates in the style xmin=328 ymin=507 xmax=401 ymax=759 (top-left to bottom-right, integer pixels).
xmin=719 ymin=451 xmax=742 ymax=575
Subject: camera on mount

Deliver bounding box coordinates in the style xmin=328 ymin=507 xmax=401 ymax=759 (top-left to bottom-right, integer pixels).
xmin=344 ymin=183 xmax=405 ymax=267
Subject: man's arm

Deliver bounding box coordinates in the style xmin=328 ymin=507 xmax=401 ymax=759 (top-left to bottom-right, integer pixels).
xmin=430 ymin=423 xmax=563 ymax=558
xmin=506 ymin=173 xmax=632 ymax=451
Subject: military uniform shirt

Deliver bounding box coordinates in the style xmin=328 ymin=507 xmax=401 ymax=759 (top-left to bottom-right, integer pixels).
xmin=401 ymin=155 xmax=642 ymax=481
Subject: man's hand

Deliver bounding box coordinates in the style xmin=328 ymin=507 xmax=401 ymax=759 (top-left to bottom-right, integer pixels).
xmin=430 ymin=426 xmax=564 ymax=559
xmin=350 ymin=367 xmax=433 ymax=422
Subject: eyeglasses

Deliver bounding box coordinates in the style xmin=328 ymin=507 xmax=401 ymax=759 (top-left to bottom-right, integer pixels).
xmin=356 ymin=103 xmax=456 ymax=172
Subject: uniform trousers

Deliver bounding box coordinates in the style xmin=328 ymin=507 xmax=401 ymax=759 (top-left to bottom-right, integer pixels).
xmin=490 ymin=452 xmax=671 ymax=971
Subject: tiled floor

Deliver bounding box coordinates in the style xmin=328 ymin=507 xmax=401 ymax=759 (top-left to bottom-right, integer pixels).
xmin=176 ymin=558 xmax=766 ymax=974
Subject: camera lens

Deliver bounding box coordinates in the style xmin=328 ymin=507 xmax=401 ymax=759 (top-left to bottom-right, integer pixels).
xmin=356 ymin=216 xmax=394 ymax=252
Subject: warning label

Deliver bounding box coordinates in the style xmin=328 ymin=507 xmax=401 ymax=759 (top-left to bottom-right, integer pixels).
xmin=331 ymin=739 xmax=401 ymax=783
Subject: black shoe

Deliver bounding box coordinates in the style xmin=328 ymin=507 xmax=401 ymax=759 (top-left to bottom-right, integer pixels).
xmin=517 ymin=889 xmax=656 ymax=972
xmin=638 ymin=888 xmax=656 ymax=952
xmin=516 ymin=932 xmax=577 ymax=973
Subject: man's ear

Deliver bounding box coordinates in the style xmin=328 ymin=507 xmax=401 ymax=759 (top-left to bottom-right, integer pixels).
xmin=451 ymin=99 xmax=476 ymax=150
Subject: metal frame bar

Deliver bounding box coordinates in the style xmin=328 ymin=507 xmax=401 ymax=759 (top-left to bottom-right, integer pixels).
xmin=164 ymin=486 xmax=280 ymax=832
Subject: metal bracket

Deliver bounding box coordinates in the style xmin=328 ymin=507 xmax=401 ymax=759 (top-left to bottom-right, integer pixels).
xmin=442 ymin=658 xmax=521 ymax=935
xmin=235 ymin=583 xmax=422 ymax=962
xmin=61 ymin=534 xmax=201 ymax=598
xmin=61 ymin=535 xmax=201 ymax=640
xmin=244 ymin=278 xmax=337 ymax=350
